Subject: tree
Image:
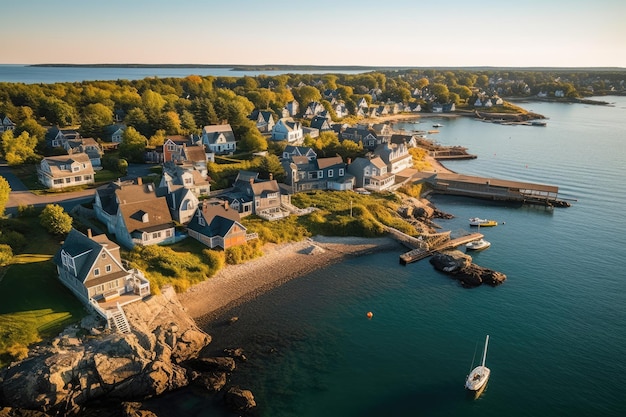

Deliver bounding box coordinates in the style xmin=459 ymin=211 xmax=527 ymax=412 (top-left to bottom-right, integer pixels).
xmin=292 ymin=86 xmax=322 ymax=108
xmin=257 ymin=154 xmax=285 ymax=182
xmin=40 ymin=204 xmax=73 ymax=235
xmin=80 ymin=103 xmax=113 ymax=138
xmin=0 ymin=175 xmax=11 ymax=217
xmin=1 ymin=130 xmax=38 ymax=165
xmin=39 ymin=96 xmax=77 ymax=126
xmin=118 ymin=126 xmax=148 ymax=163
xmin=124 ymin=107 xmax=150 ymax=137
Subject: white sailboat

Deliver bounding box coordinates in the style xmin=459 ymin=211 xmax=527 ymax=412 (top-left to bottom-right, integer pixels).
xmin=465 ymin=335 xmax=490 ymax=397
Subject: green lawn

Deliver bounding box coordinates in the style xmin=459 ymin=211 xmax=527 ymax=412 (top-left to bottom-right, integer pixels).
xmin=0 ymin=219 xmax=87 ymax=368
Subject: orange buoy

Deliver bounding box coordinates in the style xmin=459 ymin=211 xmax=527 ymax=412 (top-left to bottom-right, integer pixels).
xmin=366 ymin=311 xmax=373 ymax=319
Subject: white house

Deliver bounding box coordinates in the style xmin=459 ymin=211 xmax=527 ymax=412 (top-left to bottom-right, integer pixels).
xmin=201 ymin=124 xmax=237 ymax=154
xmin=37 ymin=153 xmax=95 ymax=189
xmin=271 ymin=118 xmax=304 ymax=143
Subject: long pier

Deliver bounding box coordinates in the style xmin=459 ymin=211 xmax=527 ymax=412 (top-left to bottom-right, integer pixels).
xmin=398 ymin=232 xmax=484 ymax=265
xmin=425 ymin=172 xmax=569 ymax=207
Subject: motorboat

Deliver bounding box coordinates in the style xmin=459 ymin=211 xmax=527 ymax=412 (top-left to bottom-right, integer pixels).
xmin=469 ymin=217 xmax=498 ymax=227
xmin=465 ymin=335 xmax=490 ymax=398
xmin=466 ymin=239 xmax=491 ymax=251
xmin=432 ymin=123 xmax=444 ymax=127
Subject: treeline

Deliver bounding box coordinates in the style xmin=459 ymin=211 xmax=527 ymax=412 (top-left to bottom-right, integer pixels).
xmin=1 ymin=68 xmax=624 ymax=165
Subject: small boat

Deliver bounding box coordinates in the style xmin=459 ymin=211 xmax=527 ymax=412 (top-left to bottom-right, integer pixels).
xmin=531 ymin=120 xmax=547 ymax=126
xmin=432 ymin=123 xmax=444 ymax=127
xmin=469 ymin=217 xmax=498 ymax=227
xmin=465 ymin=335 xmax=490 ymax=398
xmin=466 ymin=239 xmax=491 ymax=251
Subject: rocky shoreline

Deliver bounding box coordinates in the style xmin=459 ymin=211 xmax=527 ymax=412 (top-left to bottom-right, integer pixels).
xmin=0 ymin=159 xmax=507 ymax=416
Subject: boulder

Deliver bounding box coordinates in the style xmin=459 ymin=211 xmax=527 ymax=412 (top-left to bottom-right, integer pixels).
xmin=225 ymin=386 xmax=256 ymax=412
xmin=193 ymin=372 xmax=227 ymax=392
xmin=188 ymin=356 xmax=236 ymax=373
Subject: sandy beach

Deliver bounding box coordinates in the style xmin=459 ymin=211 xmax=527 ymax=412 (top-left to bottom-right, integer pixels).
xmin=178 ymin=236 xmax=404 ymax=323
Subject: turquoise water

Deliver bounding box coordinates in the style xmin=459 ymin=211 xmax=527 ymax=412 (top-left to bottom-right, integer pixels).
xmin=149 ymin=97 xmax=626 ymax=416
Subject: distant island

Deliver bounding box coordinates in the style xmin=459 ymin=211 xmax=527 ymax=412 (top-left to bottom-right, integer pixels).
xmin=28 ymin=63 xmax=626 ymax=72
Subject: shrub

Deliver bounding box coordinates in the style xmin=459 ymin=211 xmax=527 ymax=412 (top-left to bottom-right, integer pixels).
xmin=201 ymin=249 xmax=225 ymax=275
xmin=0 ymin=243 xmax=13 ymax=265
xmin=225 ymin=240 xmax=263 ymax=265
xmin=17 ymin=204 xmax=37 ymax=217
xmin=39 ymin=204 xmax=73 ymax=235
xmin=0 ymin=231 xmax=26 ymax=254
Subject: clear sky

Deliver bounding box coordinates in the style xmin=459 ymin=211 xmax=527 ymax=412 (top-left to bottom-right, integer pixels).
xmin=2 ymin=0 xmax=625 ymax=68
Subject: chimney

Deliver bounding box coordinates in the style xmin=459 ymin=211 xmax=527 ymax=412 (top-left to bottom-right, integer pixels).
xmin=249 ymin=177 xmax=254 ymax=185
xmin=137 ymin=177 xmax=143 ymax=185
xmin=224 ymin=200 xmax=229 ymax=211
xmin=347 ymin=158 xmax=352 ymax=165
xmin=87 ymin=228 xmax=92 ymax=238
xmin=269 ymin=173 xmax=273 ymax=181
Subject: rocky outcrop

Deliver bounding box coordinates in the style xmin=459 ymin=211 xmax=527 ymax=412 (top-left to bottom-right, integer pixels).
xmin=430 ymin=250 xmax=506 ymax=287
xmin=0 ymin=286 xmax=211 ymax=415
xmin=225 ymin=386 xmax=256 ymax=412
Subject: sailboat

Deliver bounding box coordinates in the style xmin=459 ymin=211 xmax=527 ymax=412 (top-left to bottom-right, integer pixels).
xmin=465 ymin=335 xmax=490 ymax=397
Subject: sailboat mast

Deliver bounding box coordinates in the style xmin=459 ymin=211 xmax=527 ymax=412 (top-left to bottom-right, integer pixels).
xmin=481 ymin=335 xmax=490 ymax=367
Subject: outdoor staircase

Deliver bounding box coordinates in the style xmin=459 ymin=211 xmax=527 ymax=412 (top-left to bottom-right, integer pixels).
xmin=108 ymin=305 xmax=131 ymax=334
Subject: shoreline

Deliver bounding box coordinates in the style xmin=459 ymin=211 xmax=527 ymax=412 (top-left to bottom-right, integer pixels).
xmin=178 ymin=236 xmax=404 ymax=325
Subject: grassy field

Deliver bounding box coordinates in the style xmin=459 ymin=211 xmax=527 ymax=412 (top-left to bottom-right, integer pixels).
xmin=0 ymin=218 xmax=87 ymax=368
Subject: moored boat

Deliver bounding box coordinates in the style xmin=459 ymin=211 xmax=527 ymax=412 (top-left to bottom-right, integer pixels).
xmin=465 ymin=335 xmax=490 ymax=398
xmin=466 ymin=239 xmax=491 ymax=251
xmin=432 ymin=123 xmax=443 ymax=127
xmin=469 ymin=217 xmax=498 ymax=227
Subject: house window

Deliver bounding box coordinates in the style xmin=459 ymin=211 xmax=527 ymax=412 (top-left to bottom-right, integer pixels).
xmin=73 ymin=166 xmax=79 ymax=172
xmin=339 ymin=168 xmax=344 ymax=176
xmin=152 ymin=232 xmax=161 ymax=239
xmin=65 ymin=178 xmax=71 ymax=183
xmin=75 ymin=176 xmax=81 ymax=182
xmin=105 ymin=264 xmax=112 ymax=273
xmin=54 ymin=179 xmax=63 ymax=185
xmin=94 ymin=268 xmax=100 ymax=276
xmin=328 ymin=170 xmax=334 ymax=177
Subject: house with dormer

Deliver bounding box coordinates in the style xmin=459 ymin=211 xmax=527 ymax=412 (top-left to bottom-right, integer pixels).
xmin=37 ymin=153 xmax=95 ymax=189
xmin=161 ymin=185 xmax=199 ymax=224
xmin=162 ymin=135 xmax=192 ymax=163
xmin=159 ymin=161 xmax=210 ymax=198
xmin=304 ymin=101 xmax=326 ymax=119
xmin=282 ymin=145 xmax=317 ymax=161
xmin=347 ymin=155 xmax=396 ymax=191
xmin=186 ymin=200 xmax=256 ymax=249
xmin=310 ymin=116 xmax=333 ymax=132
xmin=219 ymin=171 xmax=288 ymax=220
xmin=249 ymin=110 xmax=275 ymax=133
xmin=374 ymin=142 xmax=413 ymax=174
xmin=65 ymin=137 xmax=104 ymax=167
xmin=45 ymin=127 xmax=81 ymax=149
xmin=271 ymin=118 xmax=304 ymax=143
xmin=201 ymin=124 xmax=237 ymax=154
xmin=103 ymin=124 xmax=126 ymax=144
xmin=282 ymin=154 xmax=354 ymax=192
xmin=93 ymin=178 xmax=176 ymax=248
xmin=341 ymin=127 xmax=379 ymax=150
xmin=54 ymin=228 xmax=150 ymax=318
xmin=0 ymin=114 xmax=16 ymax=133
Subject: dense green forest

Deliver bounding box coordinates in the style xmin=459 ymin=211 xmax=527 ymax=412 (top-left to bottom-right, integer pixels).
xmin=1 ymin=68 xmax=624 ymax=167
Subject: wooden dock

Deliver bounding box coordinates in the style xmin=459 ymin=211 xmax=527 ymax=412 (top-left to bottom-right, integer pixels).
xmin=399 ymin=232 xmax=484 ymax=265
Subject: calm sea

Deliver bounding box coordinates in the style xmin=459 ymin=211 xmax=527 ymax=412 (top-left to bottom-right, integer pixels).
xmin=0 ymin=65 xmax=365 ymax=84
xmin=141 ymin=96 xmax=626 ymax=417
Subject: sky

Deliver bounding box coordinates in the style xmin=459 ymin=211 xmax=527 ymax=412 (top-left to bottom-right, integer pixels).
xmin=2 ymin=0 xmax=625 ymax=68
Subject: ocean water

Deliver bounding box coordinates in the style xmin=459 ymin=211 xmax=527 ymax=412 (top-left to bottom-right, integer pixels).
xmin=146 ymin=97 xmax=626 ymax=417
xmin=0 ymin=65 xmax=365 ymax=84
